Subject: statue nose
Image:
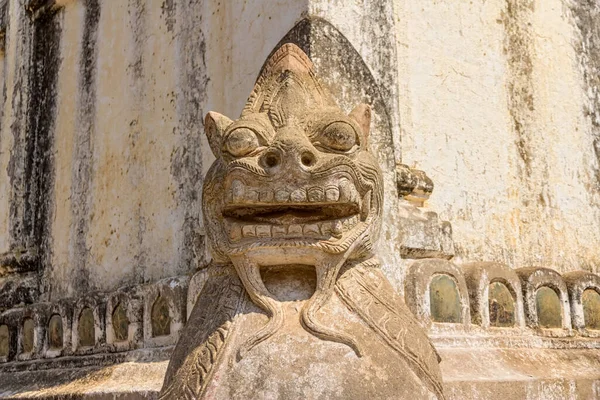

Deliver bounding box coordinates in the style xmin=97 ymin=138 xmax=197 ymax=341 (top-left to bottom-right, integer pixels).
xmin=299 ymin=150 xmax=316 ymax=168
xmin=259 ymin=146 xmax=317 ymax=172
xmin=260 ymin=149 xmax=282 ymax=169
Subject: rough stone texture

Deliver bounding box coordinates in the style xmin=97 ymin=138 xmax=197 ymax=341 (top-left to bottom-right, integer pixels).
xmin=0 ymin=0 xmax=597 ymax=398
xmin=0 ymin=358 xmax=168 ymax=399
xmin=395 ymin=0 xmax=600 ymax=273
xmin=160 ymin=44 xmax=444 ymax=400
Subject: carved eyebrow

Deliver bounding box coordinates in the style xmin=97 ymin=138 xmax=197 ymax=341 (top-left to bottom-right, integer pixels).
xmin=225 ymin=117 xmax=275 ymax=144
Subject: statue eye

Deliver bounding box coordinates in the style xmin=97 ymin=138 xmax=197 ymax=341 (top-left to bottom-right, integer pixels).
xmin=315 ymin=121 xmax=358 ymax=152
xmin=224 ymin=127 xmax=260 ymax=157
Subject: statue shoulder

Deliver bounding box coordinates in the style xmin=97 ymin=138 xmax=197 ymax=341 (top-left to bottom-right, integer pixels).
xmin=160 ymin=264 xmax=245 ymax=399
xmin=336 ymin=264 xmax=445 ymax=400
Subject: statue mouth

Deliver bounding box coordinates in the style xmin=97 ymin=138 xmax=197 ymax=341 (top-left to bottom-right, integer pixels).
xmin=220 ymin=178 xmax=370 ymax=242
xmin=222 ymin=203 xmax=359 ymax=224
xmin=223 ymin=204 xmax=360 ymax=241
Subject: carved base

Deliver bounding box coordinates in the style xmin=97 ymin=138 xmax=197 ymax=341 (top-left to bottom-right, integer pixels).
xmin=160 ymin=265 xmax=443 ymax=399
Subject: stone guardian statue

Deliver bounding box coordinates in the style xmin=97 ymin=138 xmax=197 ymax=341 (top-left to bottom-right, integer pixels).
xmin=160 ymin=43 xmax=445 ymax=400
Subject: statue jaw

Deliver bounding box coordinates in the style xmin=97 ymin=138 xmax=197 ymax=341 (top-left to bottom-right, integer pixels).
xmin=204 ymin=166 xmax=379 ymax=266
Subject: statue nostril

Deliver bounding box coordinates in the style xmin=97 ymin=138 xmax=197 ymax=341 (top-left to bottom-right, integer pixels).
xmin=301 ymin=151 xmax=315 ymax=167
xmin=262 ymin=151 xmax=281 ymax=168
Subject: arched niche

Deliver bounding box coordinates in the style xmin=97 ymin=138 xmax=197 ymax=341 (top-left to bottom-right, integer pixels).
xmin=22 ymin=318 xmax=34 ymax=354
xmin=462 ymin=262 xmax=525 ymax=330
xmin=112 ymin=302 xmax=130 ymax=342
xmin=429 ymin=274 xmax=461 ymax=323
xmin=47 ymin=314 xmax=63 ymax=349
xmin=535 ymin=286 xmax=562 ymax=329
xmin=488 ymin=281 xmax=516 ymax=328
xmin=564 ymin=271 xmax=600 ymax=335
xmin=404 ymin=259 xmax=470 ymax=329
xmin=516 ymin=267 xmax=571 ymax=333
xmin=78 ymin=307 xmax=95 ymax=347
xmin=0 ymin=325 xmax=9 ymax=358
xmin=151 ymin=296 xmax=171 ymax=337
xmin=582 ymin=288 xmax=600 ymax=330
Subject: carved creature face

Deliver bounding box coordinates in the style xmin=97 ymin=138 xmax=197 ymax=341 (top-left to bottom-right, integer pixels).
xmin=202 ymin=44 xmax=383 ymax=266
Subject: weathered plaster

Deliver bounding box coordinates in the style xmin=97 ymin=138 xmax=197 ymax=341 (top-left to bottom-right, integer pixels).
xmin=395 ymin=0 xmax=600 ymax=273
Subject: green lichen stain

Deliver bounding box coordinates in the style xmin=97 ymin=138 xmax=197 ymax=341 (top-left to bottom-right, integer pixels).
xmin=582 ymin=289 xmax=600 ymax=330
xmin=78 ymin=308 xmax=95 ymax=347
xmin=430 ymin=274 xmax=461 ymax=323
xmin=22 ymin=318 xmax=34 ymax=353
xmin=489 ymin=281 xmax=516 ymax=327
xmin=152 ymin=296 xmax=171 ymax=337
xmin=536 ymin=286 xmax=562 ymax=328
xmin=48 ymin=314 xmax=63 ymax=349
xmin=0 ymin=325 xmax=9 ymax=357
xmin=112 ymin=303 xmax=129 ymax=342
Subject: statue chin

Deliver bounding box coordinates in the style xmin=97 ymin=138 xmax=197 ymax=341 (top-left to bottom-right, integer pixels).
xmin=159 ymin=43 xmax=445 ymax=400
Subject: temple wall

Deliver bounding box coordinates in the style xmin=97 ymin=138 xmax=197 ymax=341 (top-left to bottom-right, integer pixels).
xmin=0 ymin=0 xmax=598 ymax=301
xmin=0 ymin=1 xmax=600 ymax=398
xmin=395 ymin=0 xmax=600 ymax=274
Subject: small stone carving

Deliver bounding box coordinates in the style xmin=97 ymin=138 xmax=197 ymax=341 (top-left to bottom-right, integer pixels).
xmin=160 ymin=44 xmax=444 ymax=399
xmin=430 ymin=274 xmax=462 ymax=323
xmin=21 ymin=318 xmax=34 ymax=354
xmin=47 ymin=314 xmax=63 ymax=349
xmin=111 ymin=303 xmax=129 ymax=342
xmin=77 ymin=308 xmax=95 ymax=347
xmin=0 ymin=325 xmax=8 ymax=358
xmin=151 ymin=296 xmax=171 ymax=337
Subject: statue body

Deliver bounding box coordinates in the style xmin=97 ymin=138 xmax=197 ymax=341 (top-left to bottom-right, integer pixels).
xmin=160 ymin=44 xmax=445 ymax=400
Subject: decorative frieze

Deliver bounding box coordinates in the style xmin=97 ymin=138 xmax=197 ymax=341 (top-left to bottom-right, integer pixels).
xmin=404 ymin=260 xmax=600 ymax=339
xmin=0 ymin=274 xmax=191 ymax=366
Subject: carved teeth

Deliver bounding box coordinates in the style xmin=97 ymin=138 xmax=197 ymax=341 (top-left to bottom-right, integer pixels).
xmin=338 ymin=179 xmax=351 ymax=202
xmin=242 ymin=225 xmax=256 ymax=238
xmin=246 ymin=189 xmax=260 ymax=203
xmin=229 ymin=217 xmax=360 ymax=242
xmin=303 ymin=224 xmax=319 ymax=236
xmin=332 ymin=221 xmax=343 ymax=238
xmin=232 ymin=180 xmax=245 ymax=203
xmin=272 ymin=225 xmax=287 ymax=237
xmin=229 ymin=224 xmax=242 ymax=240
xmin=259 ymin=190 xmax=274 ymax=202
xmin=308 ymin=187 xmax=324 ymax=202
xmin=325 ymin=186 xmax=340 ymax=202
xmin=256 ymin=225 xmax=271 ymax=237
xmin=275 ymin=189 xmax=290 ymax=202
xmin=290 ymin=189 xmax=307 ymax=203
xmin=228 ymin=181 xmax=361 ymax=207
xmin=338 ymin=179 xmax=359 ymax=205
xmin=288 ymin=224 xmax=303 ymax=236
xmin=320 ymin=221 xmax=332 ymax=236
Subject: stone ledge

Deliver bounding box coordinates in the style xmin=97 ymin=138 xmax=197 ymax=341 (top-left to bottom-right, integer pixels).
xmin=0 ymin=357 xmax=168 ymax=399
xmin=0 ymin=347 xmax=172 ymax=374
xmin=439 ymin=347 xmax=600 ymax=399
xmin=431 ymin=334 xmax=600 ymax=350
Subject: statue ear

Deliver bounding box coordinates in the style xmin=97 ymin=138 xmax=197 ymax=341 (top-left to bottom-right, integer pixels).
xmin=205 ymin=111 xmax=233 ymax=158
xmin=349 ymin=104 xmax=371 ymax=146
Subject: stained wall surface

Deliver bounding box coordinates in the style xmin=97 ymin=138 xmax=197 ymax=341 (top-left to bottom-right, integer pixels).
xmin=395 ymin=0 xmax=600 ymax=273
xmin=0 ymin=0 xmax=598 ymax=301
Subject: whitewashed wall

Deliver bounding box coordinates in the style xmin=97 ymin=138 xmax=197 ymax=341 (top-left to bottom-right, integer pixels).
xmin=0 ymin=0 xmax=598 ymax=300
